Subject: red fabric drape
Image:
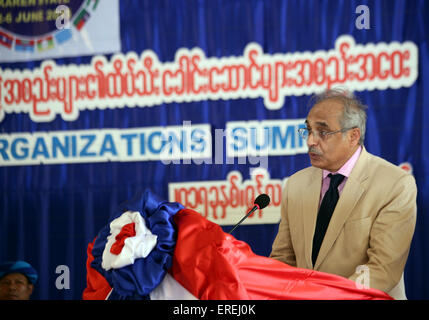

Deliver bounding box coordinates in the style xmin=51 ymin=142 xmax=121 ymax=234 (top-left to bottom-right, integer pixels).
xmin=171 ymin=209 xmax=393 ymax=300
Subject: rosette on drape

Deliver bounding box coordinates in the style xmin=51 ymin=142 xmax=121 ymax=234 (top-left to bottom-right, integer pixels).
xmin=83 ymin=189 xmax=183 ymax=299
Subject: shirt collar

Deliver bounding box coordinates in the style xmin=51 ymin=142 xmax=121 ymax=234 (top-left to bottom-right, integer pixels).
xmin=322 ymin=146 xmax=362 ymax=179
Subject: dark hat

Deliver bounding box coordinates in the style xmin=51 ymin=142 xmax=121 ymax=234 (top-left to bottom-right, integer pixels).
xmin=0 ymin=261 xmax=38 ymax=284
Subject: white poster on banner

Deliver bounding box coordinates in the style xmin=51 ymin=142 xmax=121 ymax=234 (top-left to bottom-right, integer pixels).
xmin=0 ymin=0 xmax=120 ymax=63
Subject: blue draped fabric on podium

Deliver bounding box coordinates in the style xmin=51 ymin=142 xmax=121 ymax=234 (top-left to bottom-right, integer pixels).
xmin=0 ymin=0 xmax=428 ymax=299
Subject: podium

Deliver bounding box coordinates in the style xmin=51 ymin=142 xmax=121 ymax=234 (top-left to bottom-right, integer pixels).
xmin=83 ymin=190 xmax=392 ymax=300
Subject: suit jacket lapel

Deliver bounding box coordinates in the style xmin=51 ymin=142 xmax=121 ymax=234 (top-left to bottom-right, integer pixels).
xmin=302 ymin=168 xmax=322 ymax=269
xmin=313 ymin=148 xmax=370 ymax=270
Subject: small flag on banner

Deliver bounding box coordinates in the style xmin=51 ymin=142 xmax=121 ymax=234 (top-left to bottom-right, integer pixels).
xmin=37 ymin=36 xmax=54 ymax=52
xmin=73 ymin=8 xmax=91 ymax=30
xmin=86 ymin=0 xmax=100 ymax=10
xmin=15 ymin=38 xmax=35 ymax=52
xmin=0 ymin=30 xmax=13 ymax=48
xmin=54 ymin=28 xmax=72 ymax=44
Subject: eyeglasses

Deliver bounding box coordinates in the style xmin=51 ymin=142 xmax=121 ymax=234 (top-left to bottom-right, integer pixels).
xmin=297 ymin=127 xmax=355 ymax=141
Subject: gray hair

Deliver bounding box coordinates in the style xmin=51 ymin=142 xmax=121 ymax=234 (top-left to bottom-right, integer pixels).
xmin=309 ymin=87 xmax=368 ymax=145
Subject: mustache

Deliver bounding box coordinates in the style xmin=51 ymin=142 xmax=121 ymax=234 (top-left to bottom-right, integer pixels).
xmin=308 ymin=146 xmax=322 ymax=155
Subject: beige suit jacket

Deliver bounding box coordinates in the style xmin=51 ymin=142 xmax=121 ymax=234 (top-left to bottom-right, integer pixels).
xmin=270 ymin=147 xmax=417 ymax=299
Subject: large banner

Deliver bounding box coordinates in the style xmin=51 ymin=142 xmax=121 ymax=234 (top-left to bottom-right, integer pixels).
xmin=0 ymin=35 xmax=418 ymax=122
xmin=0 ymin=0 xmax=428 ymax=300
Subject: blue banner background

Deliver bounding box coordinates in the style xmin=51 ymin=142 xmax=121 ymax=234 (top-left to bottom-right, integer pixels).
xmin=1 ymin=0 xmax=428 ymax=299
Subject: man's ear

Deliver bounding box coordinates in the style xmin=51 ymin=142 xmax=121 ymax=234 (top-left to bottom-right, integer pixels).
xmin=349 ymin=127 xmax=361 ymax=146
xmin=28 ymin=283 xmax=34 ymax=296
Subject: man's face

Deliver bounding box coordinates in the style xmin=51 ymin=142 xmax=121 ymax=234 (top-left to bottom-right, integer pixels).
xmin=0 ymin=273 xmax=34 ymax=300
xmin=305 ymin=99 xmax=360 ymax=172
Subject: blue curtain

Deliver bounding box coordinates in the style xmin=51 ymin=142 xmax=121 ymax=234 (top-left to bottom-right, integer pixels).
xmin=1 ymin=0 xmax=428 ymax=299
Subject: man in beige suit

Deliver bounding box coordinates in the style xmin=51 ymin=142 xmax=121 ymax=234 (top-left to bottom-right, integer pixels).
xmin=270 ymin=88 xmax=417 ymax=300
